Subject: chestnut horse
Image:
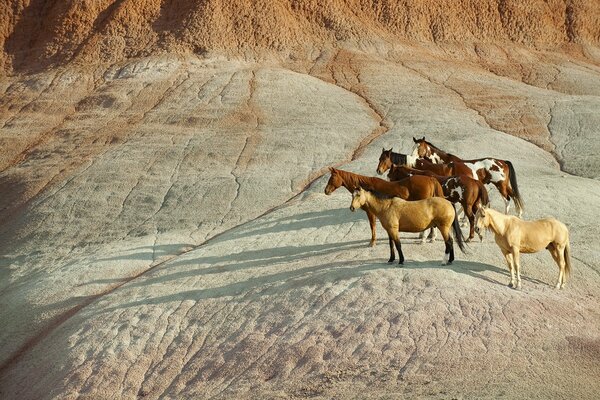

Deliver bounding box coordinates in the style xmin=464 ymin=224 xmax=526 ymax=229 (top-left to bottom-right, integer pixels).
xmin=475 ymin=206 xmax=571 ymax=289
xmin=411 ymin=137 xmax=524 ymax=217
xmin=324 ymin=167 xmax=444 ymax=246
xmin=388 ymin=165 xmax=490 ymax=241
xmin=350 ymin=188 xmax=466 ymax=265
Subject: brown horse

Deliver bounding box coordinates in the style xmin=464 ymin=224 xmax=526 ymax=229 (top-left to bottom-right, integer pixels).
xmin=350 ymin=188 xmax=466 ymax=265
xmin=324 ymin=167 xmax=444 ymax=246
xmin=411 ymin=137 xmax=524 ymax=217
xmin=377 ymin=148 xmax=458 ymax=177
xmin=388 ymin=165 xmax=490 ymax=241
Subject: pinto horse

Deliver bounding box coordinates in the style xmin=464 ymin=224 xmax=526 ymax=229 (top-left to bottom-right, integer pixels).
xmin=411 ymin=137 xmax=524 ymax=217
xmin=388 ymin=165 xmax=490 ymax=241
xmin=324 ymin=167 xmax=444 ymax=246
xmin=377 ymin=148 xmax=456 ymax=177
xmin=475 ymin=206 xmax=571 ymax=289
xmin=350 ymin=188 xmax=466 ymax=265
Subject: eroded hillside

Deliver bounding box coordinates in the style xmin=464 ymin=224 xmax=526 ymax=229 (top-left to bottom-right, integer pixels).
xmin=1 ymin=1 xmax=600 ymax=399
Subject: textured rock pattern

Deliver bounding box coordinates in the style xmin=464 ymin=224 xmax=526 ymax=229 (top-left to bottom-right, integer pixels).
xmin=1 ymin=2 xmax=600 ymax=399
xmin=2 ymin=0 xmax=600 ymax=72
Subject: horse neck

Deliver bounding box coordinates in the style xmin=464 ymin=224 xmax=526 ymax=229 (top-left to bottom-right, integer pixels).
xmin=340 ymin=170 xmax=369 ymax=192
xmin=486 ymin=208 xmax=507 ymax=235
xmin=391 ymin=152 xmax=407 ymax=166
xmin=428 ymin=143 xmax=451 ymax=162
xmin=362 ymin=191 xmax=389 ymax=216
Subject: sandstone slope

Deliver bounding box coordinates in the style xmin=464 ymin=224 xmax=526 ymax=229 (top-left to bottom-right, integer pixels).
xmin=1 ymin=2 xmax=600 ymax=399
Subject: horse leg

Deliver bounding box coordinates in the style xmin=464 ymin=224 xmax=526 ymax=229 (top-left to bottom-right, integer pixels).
xmin=495 ymin=181 xmax=511 ymax=215
xmin=440 ymin=227 xmax=454 ymax=265
xmin=464 ymin=201 xmax=474 ymax=242
xmin=427 ymin=227 xmax=437 ymax=243
xmin=460 ymin=204 xmax=468 ymax=226
xmin=367 ymin=210 xmax=377 ymax=247
xmin=472 ymin=203 xmax=484 ymax=242
xmin=511 ymin=247 xmax=522 ymax=290
xmin=392 ymin=231 xmax=404 ymax=265
xmin=418 ymin=230 xmax=426 ymax=244
xmin=502 ymin=250 xmax=515 ymax=288
xmin=548 ymin=243 xmax=566 ymax=289
xmin=387 ymin=235 xmax=395 ymax=263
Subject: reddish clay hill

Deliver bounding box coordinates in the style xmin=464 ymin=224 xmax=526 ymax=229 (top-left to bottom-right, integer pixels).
xmin=1 ymin=0 xmax=600 ymax=71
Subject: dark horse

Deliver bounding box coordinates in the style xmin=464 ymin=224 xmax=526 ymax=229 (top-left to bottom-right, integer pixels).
xmin=324 ymin=167 xmax=444 ymax=246
xmin=388 ymin=165 xmax=490 ymax=241
xmin=411 ymin=137 xmax=524 ymax=217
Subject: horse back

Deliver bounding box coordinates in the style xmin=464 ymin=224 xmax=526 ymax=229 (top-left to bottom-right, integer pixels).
xmin=508 ymin=217 xmax=569 ymax=253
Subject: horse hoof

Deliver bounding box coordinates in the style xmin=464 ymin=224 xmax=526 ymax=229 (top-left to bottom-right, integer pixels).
xmin=508 ymin=282 xmax=514 ymax=288
xmin=369 ymin=242 xmax=376 ymax=248
xmin=388 ymin=259 xmax=394 ymax=263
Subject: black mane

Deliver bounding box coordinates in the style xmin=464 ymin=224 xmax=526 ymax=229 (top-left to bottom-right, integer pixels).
xmin=390 ymin=151 xmax=407 ymax=166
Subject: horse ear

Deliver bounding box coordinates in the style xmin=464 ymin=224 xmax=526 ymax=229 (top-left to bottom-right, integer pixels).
xmin=421 ymin=136 xmax=425 ymax=141
xmin=328 ymin=166 xmax=334 ymax=172
xmin=413 ymin=137 xmax=417 ymax=143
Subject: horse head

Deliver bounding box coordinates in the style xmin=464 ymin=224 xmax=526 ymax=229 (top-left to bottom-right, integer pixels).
xmin=412 ymin=136 xmax=431 ymax=158
xmin=324 ymin=167 xmax=343 ymax=195
xmin=376 ymin=148 xmax=393 ymax=175
xmin=350 ymin=188 xmax=366 ymax=211
xmin=474 ymin=205 xmax=490 ymax=236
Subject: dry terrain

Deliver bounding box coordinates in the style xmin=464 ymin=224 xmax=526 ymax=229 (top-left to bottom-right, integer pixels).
xmin=1 ymin=1 xmax=600 ymax=399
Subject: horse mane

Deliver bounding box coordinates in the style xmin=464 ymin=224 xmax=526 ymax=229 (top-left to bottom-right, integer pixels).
xmin=362 ymin=188 xmax=396 ymax=200
xmin=390 ymin=151 xmax=407 ymax=166
xmin=336 ymin=169 xmax=381 ymax=191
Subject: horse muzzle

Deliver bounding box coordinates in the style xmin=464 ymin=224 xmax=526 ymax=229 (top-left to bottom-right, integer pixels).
xmin=350 ymin=206 xmax=356 ymax=212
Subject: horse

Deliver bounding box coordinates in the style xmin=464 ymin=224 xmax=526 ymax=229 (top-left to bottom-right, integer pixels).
xmin=474 ymin=206 xmax=571 ymax=289
xmin=350 ymin=188 xmax=466 ymax=265
xmin=324 ymin=167 xmax=444 ymax=246
xmin=377 ymin=148 xmax=454 ymax=177
xmin=411 ymin=137 xmax=524 ymax=217
xmin=388 ymin=165 xmax=490 ymax=241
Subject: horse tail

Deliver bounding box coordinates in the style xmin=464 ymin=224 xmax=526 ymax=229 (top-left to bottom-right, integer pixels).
xmin=564 ymin=238 xmax=572 ymax=279
xmin=451 ymin=204 xmax=467 ymax=253
xmin=506 ymin=160 xmax=524 ymax=215
xmin=433 ymin=178 xmax=444 ymax=198
xmin=477 ymin=180 xmax=490 ymax=207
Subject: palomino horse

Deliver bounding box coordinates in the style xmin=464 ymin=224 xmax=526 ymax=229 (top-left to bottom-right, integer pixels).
xmin=475 ymin=207 xmax=571 ymax=289
xmin=388 ymin=165 xmax=490 ymax=241
xmin=350 ymin=188 xmax=466 ymax=265
xmin=324 ymin=167 xmax=444 ymax=246
xmin=411 ymin=137 xmax=524 ymax=217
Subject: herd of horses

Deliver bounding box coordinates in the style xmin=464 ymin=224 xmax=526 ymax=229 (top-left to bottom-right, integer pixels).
xmin=325 ymin=137 xmax=572 ymax=290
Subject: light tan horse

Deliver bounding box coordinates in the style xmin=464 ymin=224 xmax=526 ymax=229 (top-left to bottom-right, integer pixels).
xmin=475 ymin=207 xmax=571 ymax=289
xmin=350 ymin=188 xmax=466 ymax=265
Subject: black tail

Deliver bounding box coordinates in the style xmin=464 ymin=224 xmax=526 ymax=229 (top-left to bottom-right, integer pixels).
xmin=506 ymin=160 xmax=524 ymax=215
xmin=451 ymin=204 xmax=467 ymax=253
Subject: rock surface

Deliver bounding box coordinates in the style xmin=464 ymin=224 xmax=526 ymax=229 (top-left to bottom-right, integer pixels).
xmin=1 ymin=2 xmax=600 ymax=399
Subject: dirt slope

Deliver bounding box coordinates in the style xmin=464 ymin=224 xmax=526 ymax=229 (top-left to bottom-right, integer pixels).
xmin=1 ymin=2 xmax=600 ymax=399
xmin=2 ymin=0 xmax=600 ymax=72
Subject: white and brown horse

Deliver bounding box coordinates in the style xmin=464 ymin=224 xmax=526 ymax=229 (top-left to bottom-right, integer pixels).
xmin=411 ymin=137 xmax=524 ymax=217
xmin=475 ymin=207 xmax=571 ymax=289
xmin=350 ymin=188 xmax=466 ymax=265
